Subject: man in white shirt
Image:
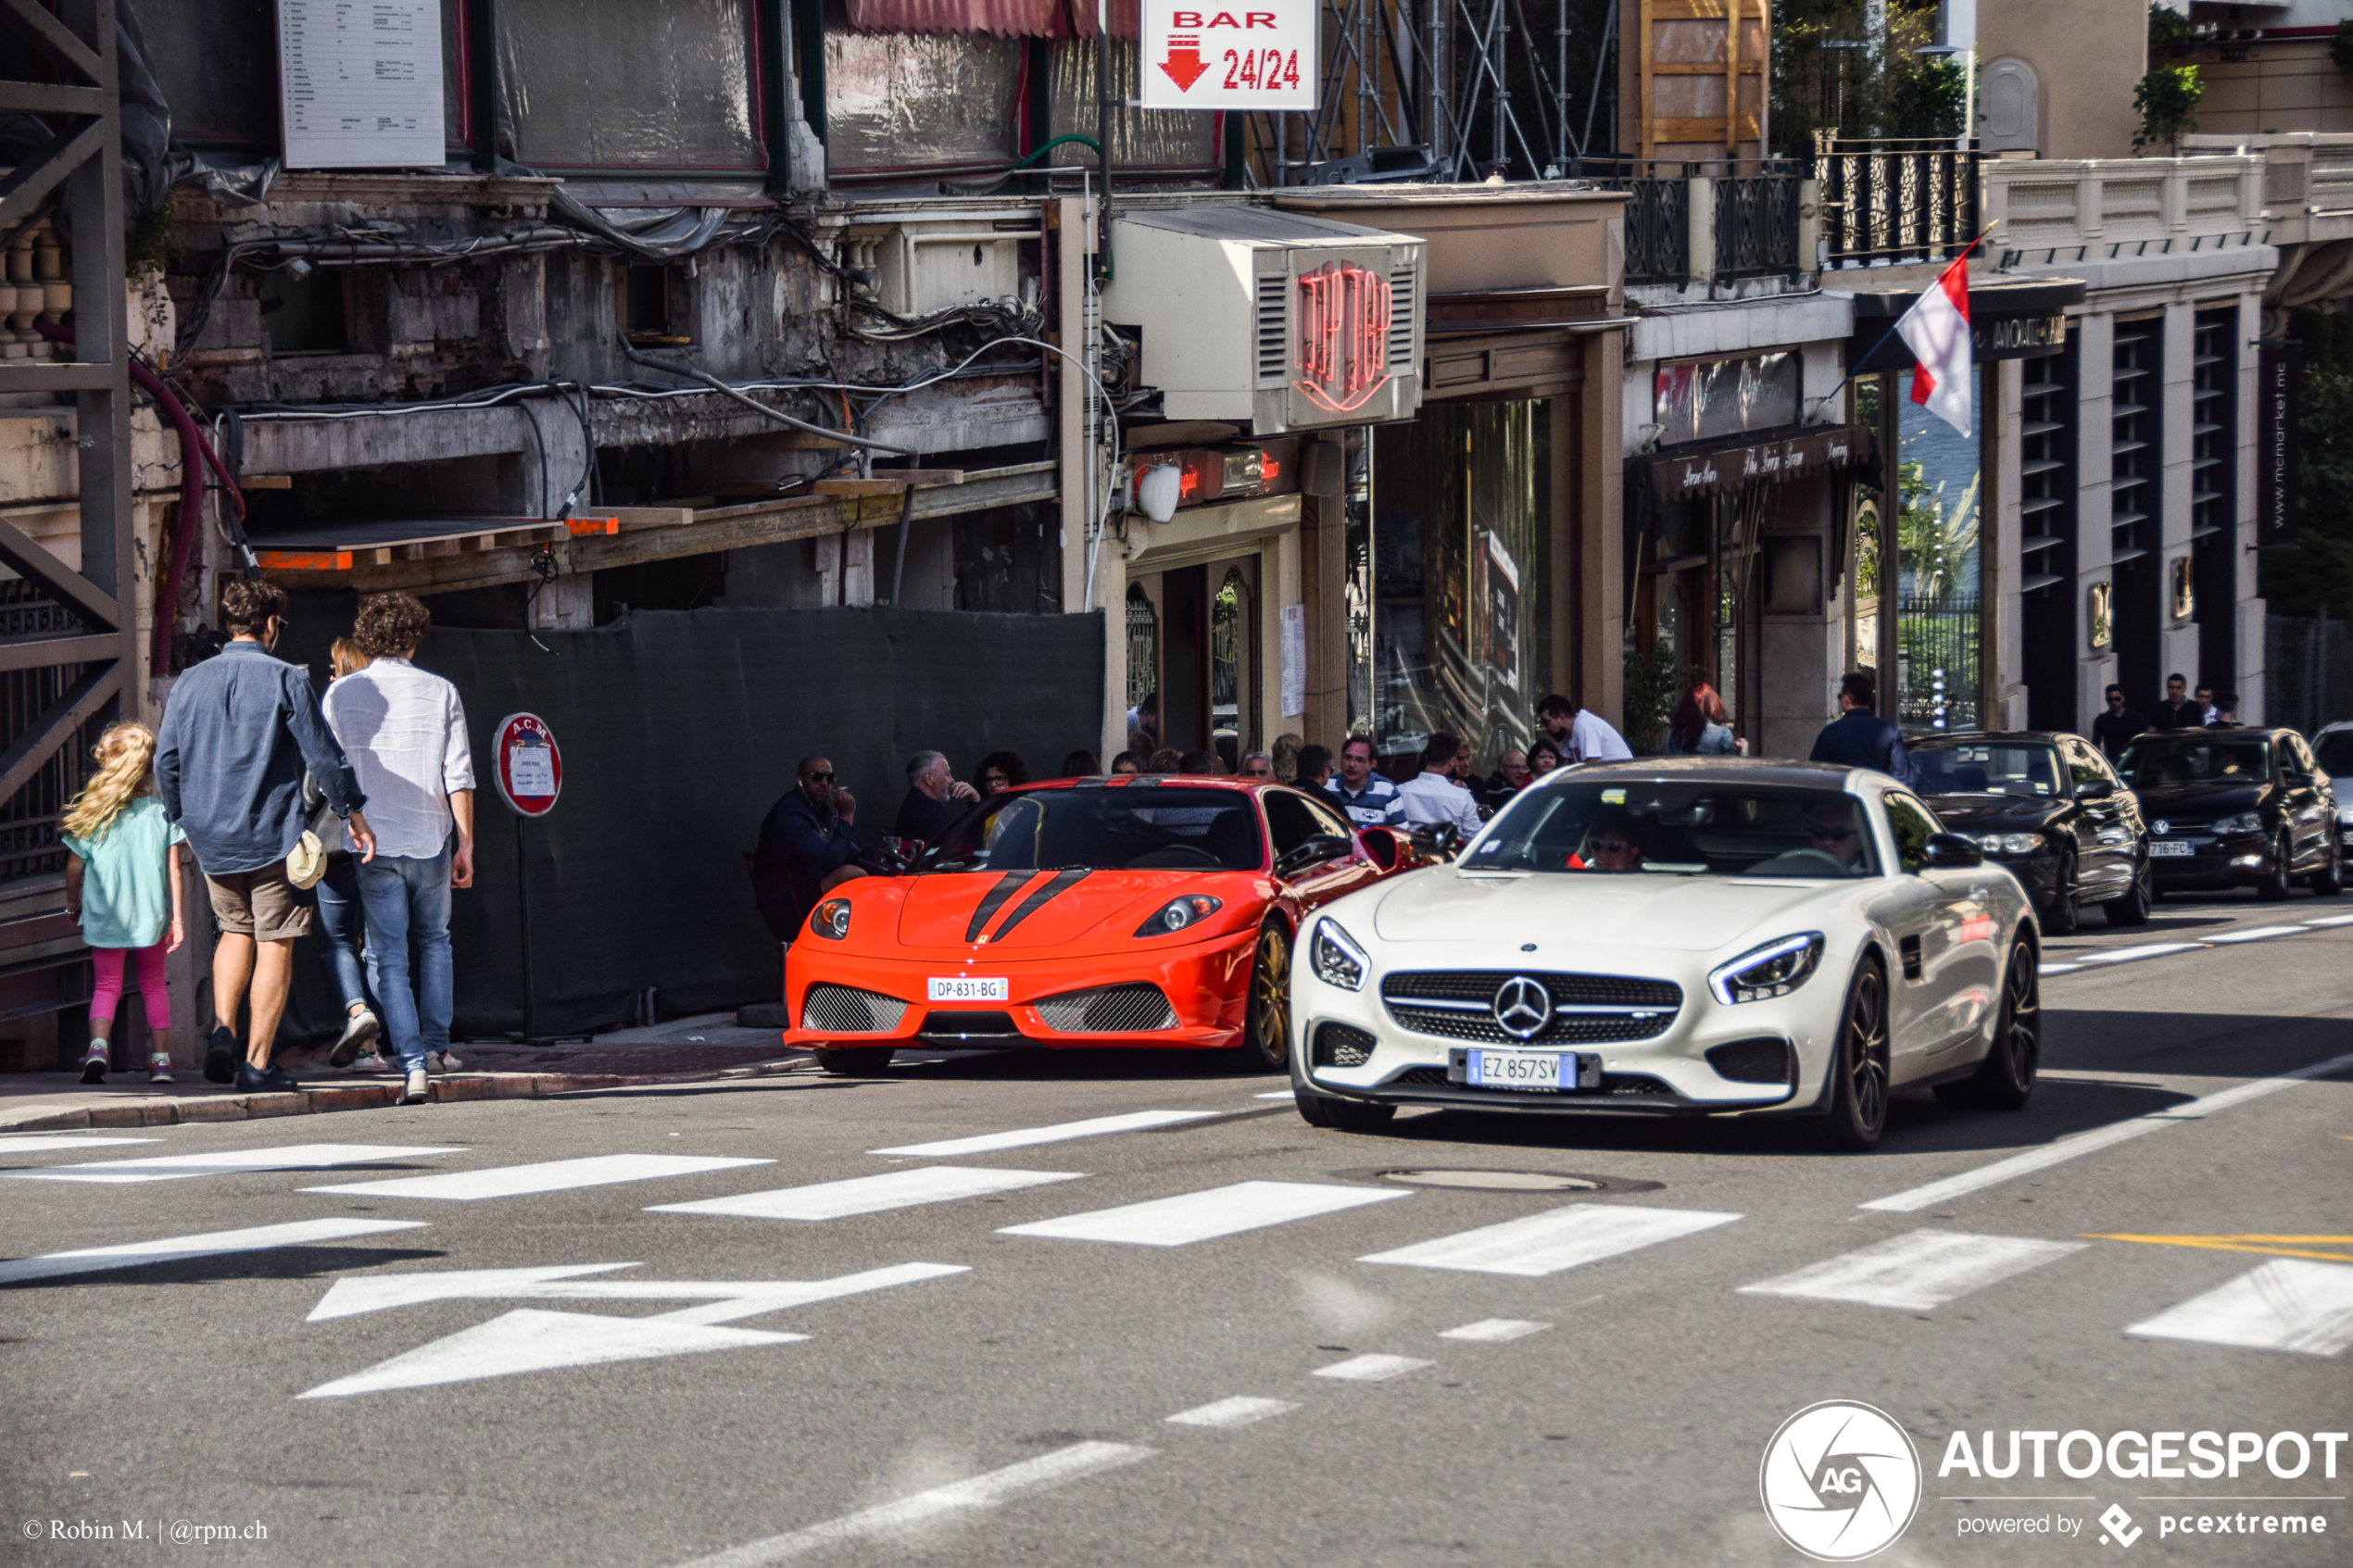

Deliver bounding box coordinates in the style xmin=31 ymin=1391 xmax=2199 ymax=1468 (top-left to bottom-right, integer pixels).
xmin=1537 ymin=692 xmax=1633 ymax=764
xmin=1396 ymin=733 xmax=1484 ymax=834
xmin=321 ymin=592 xmax=475 ymax=1105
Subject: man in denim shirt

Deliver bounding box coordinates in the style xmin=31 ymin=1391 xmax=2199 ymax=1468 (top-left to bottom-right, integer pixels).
xmin=157 ymin=581 xmax=375 ymax=1091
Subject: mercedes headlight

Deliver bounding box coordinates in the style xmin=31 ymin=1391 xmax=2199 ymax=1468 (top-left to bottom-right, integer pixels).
xmin=1976 ymin=833 xmax=2046 ymax=856
xmin=2214 ymin=811 xmax=2264 ymax=835
xmin=1135 ymin=895 xmax=1222 ymax=937
xmin=1708 ymin=933 xmax=1825 ymax=1006
xmin=1310 ymin=918 xmax=1369 ymax=991
xmin=811 ymin=898 xmax=851 ymax=940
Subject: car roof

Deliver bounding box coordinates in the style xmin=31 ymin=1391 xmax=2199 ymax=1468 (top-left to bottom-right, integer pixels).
xmin=1909 ymin=730 xmax=2072 ymax=746
xmin=1007 ymin=775 xmax=1276 ymax=795
xmin=1542 ymin=757 xmax=1880 ymax=793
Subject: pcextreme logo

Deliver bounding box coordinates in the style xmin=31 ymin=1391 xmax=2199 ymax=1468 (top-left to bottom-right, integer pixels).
xmin=1760 ymin=1400 xmax=1924 ymax=1562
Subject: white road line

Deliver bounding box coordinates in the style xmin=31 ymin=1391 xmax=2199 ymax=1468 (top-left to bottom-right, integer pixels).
xmin=2208 ymin=925 xmax=2307 ymax=944
xmin=2125 ymin=1260 xmax=2353 ymax=1358
xmin=648 ymin=1166 xmax=1083 ymax=1222
xmin=299 ymin=1310 xmax=809 ymax=1399
xmin=6 ymin=1142 xmax=462 ymax=1185
xmin=1253 ymin=1091 xmax=1294 ymax=1100
xmin=1356 ymin=1203 xmax=1740 ymax=1277
xmin=1440 ymin=1318 xmax=1552 ymax=1342
xmin=0 ymin=1135 xmax=162 ymax=1152
xmin=870 ymin=1110 xmax=1219 ymax=1158
xmin=2081 ymin=942 xmax=2205 ymax=964
xmin=1861 ymin=1047 xmax=2353 ymax=1213
xmin=306 ymin=1153 xmax=770 ymax=1201
xmin=673 ymin=1442 xmax=1156 ymax=1567
xmin=2304 ymin=913 xmax=2353 ymax=928
xmin=1164 ymin=1396 xmax=1298 ymax=1428
xmin=1313 ymin=1353 xmax=1431 ymax=1382
xmin=1737 ymin=1229 xmax=2086 ymax=1311
xmin=0 ymin=1218 xmax=425 ymax=1286
xmin=2038 ymin=962 xmax=2084 ymax=975
xmin=996 ymin=1180 xmax=1405 ymax=1247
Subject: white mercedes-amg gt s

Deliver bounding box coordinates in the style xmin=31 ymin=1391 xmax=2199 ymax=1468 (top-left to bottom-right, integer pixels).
xmin=1288 ymin=759 xmax=2042 ymax=1149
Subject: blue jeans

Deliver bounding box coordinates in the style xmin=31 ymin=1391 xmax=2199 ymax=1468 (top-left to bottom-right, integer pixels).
xmin=314 ymin=854 xmax=376 ymax=1015
xmin=356 ymin=838 xmax=454 ymax=1073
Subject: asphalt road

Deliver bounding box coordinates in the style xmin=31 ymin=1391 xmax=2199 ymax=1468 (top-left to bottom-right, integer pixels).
xmin=5 ymin=887 xmax=2351 ymax=1568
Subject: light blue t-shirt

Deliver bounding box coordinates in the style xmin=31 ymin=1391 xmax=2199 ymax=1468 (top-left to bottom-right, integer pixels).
xmin=62 ymin=796 xmax=186 ymax=949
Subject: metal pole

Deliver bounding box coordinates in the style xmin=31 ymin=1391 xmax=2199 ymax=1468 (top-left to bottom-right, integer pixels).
xmin=1554 ymin=0 xmax=1568 ymax=170
xmin=1097 ymin=0 xmax=1114 ymax=278
xmin=889 ymin=482 xmax=915 ymax=605
xmin=1428 ymin=0 xmax=1446 ymax=172
xmin=515 ymin=816 xmax=537 ymax=1045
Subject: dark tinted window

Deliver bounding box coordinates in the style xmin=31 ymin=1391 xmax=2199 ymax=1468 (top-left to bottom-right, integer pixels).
xmin=2117 ymin=735 xmax=2273 ymax=787
xmin=2315 ymin=731 xmax=2353 ymax=778
xmin=1882 ymin=793 xmax=1943 ymax=874
xmin=1909 ymin=741 xmax=2062 ymax=797
xmin=1462 ymin=783 xmax=1880 ymax=878
xmin=918 ymin=788 xmax=1264 ymax=873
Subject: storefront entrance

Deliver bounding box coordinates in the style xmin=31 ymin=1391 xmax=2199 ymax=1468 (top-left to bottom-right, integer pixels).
xmin=1125 ymin=555 xmax=1260 ymax=768
xmin=1633 ymin=486 xmax=1769 ymax=745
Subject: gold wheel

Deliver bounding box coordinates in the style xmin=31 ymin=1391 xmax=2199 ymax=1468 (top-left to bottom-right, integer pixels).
xmin=1244 ymin=922 xmax=1291 ymax=1072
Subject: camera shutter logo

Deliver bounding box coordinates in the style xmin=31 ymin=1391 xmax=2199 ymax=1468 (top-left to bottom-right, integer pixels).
xmin=2098 ymin=1504 xmax=2143 ymax=1547
xmin=1758 ymin=1400 xmax=1921 ymax=1562
xmin=1491 ymin=976 xmax=1553 ymax=1040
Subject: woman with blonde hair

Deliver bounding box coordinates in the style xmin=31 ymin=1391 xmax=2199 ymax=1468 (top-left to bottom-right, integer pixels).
xmin=61 ymin=721 xmax=186 ymax=1083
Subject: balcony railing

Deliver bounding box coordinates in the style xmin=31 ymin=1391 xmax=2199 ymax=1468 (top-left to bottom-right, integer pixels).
xmin=1714 ymin=170 xmax=1803 ymax=279
xmin=1811 ymin=135 xmax=1981 ymax=268
xmin=1981 ymin=153 xmax=2265 ymax=265
xmin=1573 ymin=158 xmax=1805 ymax=287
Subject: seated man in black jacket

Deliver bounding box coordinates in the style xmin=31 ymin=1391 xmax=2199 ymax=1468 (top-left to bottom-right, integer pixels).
xmin=894 ymin=749 xmax=979 ymax=847
xmin=751 ymin=755 xmax=868 ymax=942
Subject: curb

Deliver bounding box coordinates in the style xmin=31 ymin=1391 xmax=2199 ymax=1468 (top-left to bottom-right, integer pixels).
xmin=0 ymin=1056 xmax=818 ymax=1135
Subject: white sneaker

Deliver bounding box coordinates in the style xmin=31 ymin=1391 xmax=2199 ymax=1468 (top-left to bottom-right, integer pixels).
xmin=427 ymin=1048 xmax=462 ymax=1073
xmin=400 ymin=1067 xmax=430 ymax=1106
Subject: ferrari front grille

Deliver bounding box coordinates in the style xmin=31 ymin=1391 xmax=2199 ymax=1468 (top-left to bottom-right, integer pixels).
xmin=1033 ymin=984 xmax=1177 ymax=1034
xmin=801 ymin=985 xmax=907 ymax=1035
xmin=1313 ymin=1022 xmax=1376 ymax=1068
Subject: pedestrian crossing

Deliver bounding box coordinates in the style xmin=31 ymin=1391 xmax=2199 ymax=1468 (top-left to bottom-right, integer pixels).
xmin=1737 ymin=1229 xmax=2086 ymax=1311
xmin=6 ymin=1142 xmax=463 ymax=1185
xmin=648 ymin=1165 xmax=1082 ymax=1223
xmin=305 ymin=1153 xmax=772 ymax=1201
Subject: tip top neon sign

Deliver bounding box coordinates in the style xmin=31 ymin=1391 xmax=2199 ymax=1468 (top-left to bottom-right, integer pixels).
xmin=1293 ymin=261 xmax=1393 ymax=415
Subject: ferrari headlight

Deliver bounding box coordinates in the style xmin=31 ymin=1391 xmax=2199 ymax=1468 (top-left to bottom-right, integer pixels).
xmin=811 ymin=898 xmax=852 ymax=940
xmin=1708 ymin=932 xmax=1825 ymax=1006
xmin=1310 ymin=918 xmax=1369 ymax=991
xmin=1977 ymin=833 xmax=2045 ymax=856
xmin=2214 ymin=811 xmax=2264 ymax=835
xmin=1135 ymin=895 xmax=1222 ymax=937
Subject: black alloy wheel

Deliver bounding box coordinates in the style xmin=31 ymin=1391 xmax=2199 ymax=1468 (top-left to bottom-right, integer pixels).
xmin=1937 ymin=935 xmax=2040 ymax=1110
xmin=1819 ymin=957 xmax=1892 ymax=1150
xmin=2259 ymin=829 xmax=2293 ymax=901
xmin=2103 ymin=852 xmax=2153 ymax=926
xmin=1295 ymin=1091 xmax=1397 ymax=1131
xmin=812 ymin=1045 xmax=896 ymax=1076
xmin=2042 ymin=847 xmax=2080 ymax=935
xmin=1238 ymin=920 xmax=1293 ymax=1072
xmin=2310 ymin=839 xmax=2345 ymax=897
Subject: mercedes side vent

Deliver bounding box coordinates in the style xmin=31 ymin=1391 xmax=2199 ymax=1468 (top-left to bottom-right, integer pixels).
xmin=1103 ymin=205 xmax=1425 ymax=433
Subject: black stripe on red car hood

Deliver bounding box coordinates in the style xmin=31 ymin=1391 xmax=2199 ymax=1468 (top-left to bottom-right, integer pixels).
xmin=988 ymin=869 xmax=1090 ymax=941
xmin=965 ymin=871 xmax=1037 ymax=943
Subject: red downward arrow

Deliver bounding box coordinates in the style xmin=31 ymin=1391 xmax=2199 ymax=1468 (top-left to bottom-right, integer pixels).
xmin=1160 ymin=44 xmax=1211 ymax=92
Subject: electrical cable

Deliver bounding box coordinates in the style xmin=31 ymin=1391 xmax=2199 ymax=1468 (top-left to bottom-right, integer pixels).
xmin=618 ymin=342 xmax=916 ymax=454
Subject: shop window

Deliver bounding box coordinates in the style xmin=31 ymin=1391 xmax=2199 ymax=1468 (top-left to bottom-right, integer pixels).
xmin=824 ymin=30 xmax=1022 ymax=174
xmin=1046 ymin=39 xmax=1219 ymax=173
xmin=1212 ymin=565 xmax=1250 ymax=764
xmin=1126 ymin=583 xmax=1159 ymax=721
xmin=258 ymin=270 xmax=349 ymax=356
xmin=1653 ymin=352 xmax=1798 ymax=446
xmin=623 ymin=264 xmax=690 ymax=345
xmin=1895 ymin=366 xmax=1981 ymax=734
xmin=497 ymin=0 xmax=761 ymax=169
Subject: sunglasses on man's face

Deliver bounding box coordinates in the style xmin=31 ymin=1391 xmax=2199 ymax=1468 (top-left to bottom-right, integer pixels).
xmin=802 ymin=771 xmax=836 ymax=784
xmin=1811 ymin=825 xmax=1858 ymax=843
xmin=1592 ymin=838 xmax=1634 ymax=855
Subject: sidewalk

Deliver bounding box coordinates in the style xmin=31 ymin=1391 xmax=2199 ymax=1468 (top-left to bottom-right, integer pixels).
xmin=0 ymin=1011 xmax=806 ymax=1135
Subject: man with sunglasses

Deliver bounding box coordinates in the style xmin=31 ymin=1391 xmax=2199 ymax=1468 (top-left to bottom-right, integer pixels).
xmin=1806 ymin=801 xmax=1868 ymax=871
xmin=753 ymin=755 xmax=870 ymax=941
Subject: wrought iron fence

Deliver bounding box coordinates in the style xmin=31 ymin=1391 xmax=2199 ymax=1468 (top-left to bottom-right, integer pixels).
xmin=1574 ymin=157 xmax=1690 ymax=284
xmin=1811 ymin=135 xmax=1981 ymax=269
xmin=1715 ymin=169 xmax=1803 ymax=279
xmin=0 ymin=579 xmax=97 ymax=885
xmin=1895 ymin=593 xmax=1982 ymax=734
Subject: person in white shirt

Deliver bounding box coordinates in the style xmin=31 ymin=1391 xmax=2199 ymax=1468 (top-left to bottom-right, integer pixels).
xmin=1395 ymin=733 xmax=1484 ymax=834
xmin=1536 ymin=692 xmax=1633 ymax=764
xmin=321 ymin=592 xmax=475 ymax=1105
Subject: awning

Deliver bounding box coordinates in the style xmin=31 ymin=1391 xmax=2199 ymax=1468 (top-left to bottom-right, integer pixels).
xmin=841 ymin=0 xmax=1139 ymax=37
xmin=1634 ymin=424 xmax=1875 ymax=505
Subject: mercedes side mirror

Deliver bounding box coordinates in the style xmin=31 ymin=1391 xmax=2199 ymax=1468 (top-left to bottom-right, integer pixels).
xmin=1921 ymin=832 xmax=1983 ymax=869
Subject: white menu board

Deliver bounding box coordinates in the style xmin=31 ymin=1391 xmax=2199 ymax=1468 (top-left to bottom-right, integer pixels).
xmin=279 ymin=0 xmax=446 ymax=169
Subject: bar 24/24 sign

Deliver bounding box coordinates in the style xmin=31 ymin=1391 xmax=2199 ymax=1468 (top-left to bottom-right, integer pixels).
xmin=1139 ymin=0 xmax=1316 ymax=111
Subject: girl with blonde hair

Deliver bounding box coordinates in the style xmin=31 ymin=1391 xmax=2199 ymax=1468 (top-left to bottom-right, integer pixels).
xmin=61 ymin=721 xmax=186 ymax=1083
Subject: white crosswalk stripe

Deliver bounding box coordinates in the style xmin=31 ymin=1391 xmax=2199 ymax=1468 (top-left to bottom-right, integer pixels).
xmin=1357 ymin=1203 xmax=1740 ymax=1277
xmin=2082 ymin=942 xmax=2205 ymax=964
xmin=870 ymin=1110 xmax=1219 ymax=1158
xmin=1738 ymin=1229 xmax=2085 ymax=1311
xmin=1313 ymin=1354 xmax=1431 ymax=1382
xmin=648 ymin=1166 xmax=1083 ymax=1223
xmin=6 ymin=1142 xmax=462 ymax=1185
xmin=1440 ymin=1318 xmax=1551 ymax=1342
xmin=997 ymin=1180 xmax=1406 ymax=1247
xmin=0 ymin=1218 xmax=426 ymax=1286
xmin=0 ymin=1135 xmax=163 ymax=1153
xmin=1165 ymin=1397 xmax=1297 ymax=1428
xmin=2124 ymin=1259 xmax=2353 ymax=1357
xmin=2207 ymin=925 xmax=2306 ymax=944
xmin=306 ymin=1154 xmax=770 ymax=1201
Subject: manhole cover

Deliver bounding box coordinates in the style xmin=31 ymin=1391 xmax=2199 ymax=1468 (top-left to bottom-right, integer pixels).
xmin=1378 ymin=1169 xmax=1604 ymax=1192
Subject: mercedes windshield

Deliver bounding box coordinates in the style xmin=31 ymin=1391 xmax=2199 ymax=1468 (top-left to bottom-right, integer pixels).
xmin=1460 ymin=782 xmax=1882 ymax=879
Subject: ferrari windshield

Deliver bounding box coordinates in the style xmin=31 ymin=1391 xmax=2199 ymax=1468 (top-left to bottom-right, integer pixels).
xmin=1460 ymin=782 xmax=1881 ymax=878
xmin=917 ymin=786 xmax=1265 ymax=873
xmin=2116 ymin=734 xmax=2272 ymax=787
xmin=1908 ymin=740 xmax=2062 ymax=797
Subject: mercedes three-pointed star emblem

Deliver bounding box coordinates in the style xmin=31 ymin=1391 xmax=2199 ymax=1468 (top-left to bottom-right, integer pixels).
xmin=1491 ymin=975 xmax=1553 ymax=1041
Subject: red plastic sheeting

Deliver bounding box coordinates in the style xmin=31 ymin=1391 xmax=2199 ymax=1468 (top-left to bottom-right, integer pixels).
xmin=842 ymin=0 xmax=1139 ymax=38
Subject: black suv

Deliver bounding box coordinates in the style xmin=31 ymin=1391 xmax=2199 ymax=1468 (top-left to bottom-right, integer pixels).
xmin=1908 ymin=731 xmax=2152 ymax=933
xmin=2113 ymin=727 xmax=2345 ymax=900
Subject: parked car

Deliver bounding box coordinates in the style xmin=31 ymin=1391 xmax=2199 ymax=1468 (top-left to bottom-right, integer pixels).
xmin=2318 ymin=720 xmax=2353 ymax=861
xmin=776 ymin=776 xmax=1422 ymax=1075
xmin=1906 ymin=731 xmax=2151 ymax=934
xmin=1289 ymin=759 xmax=2040 ymax=1151
xmin=2114 ymin=727 xmax=2344 ymax=900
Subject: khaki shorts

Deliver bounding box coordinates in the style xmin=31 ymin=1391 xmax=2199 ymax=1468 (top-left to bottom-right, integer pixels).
xmin=205 ymin=862 xmax=316 ymax=941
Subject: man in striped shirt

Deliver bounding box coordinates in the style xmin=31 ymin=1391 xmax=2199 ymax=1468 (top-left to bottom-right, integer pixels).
xmin=1324 ymin=735 xmax=1407 ymax=830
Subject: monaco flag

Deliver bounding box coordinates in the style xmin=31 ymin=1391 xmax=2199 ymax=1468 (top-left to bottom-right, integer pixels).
xmin=1897 ymin=251 xmax=1973 ymax=438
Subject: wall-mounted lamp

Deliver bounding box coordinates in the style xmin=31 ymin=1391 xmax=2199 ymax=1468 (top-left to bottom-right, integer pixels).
xmin=1138 ymin=463 xmax=1183 ymax=523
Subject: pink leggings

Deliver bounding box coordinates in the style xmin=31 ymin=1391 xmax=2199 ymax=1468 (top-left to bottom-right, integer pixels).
xmin=91 ymin=943 xmax=170 ymax=1034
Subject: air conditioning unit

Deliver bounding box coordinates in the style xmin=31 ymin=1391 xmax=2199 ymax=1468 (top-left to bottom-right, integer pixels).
xmin=830 ymin=202 xmax=1040 ymax=319
xmin=1102 ymin=205 xmax=1424 ymax=433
